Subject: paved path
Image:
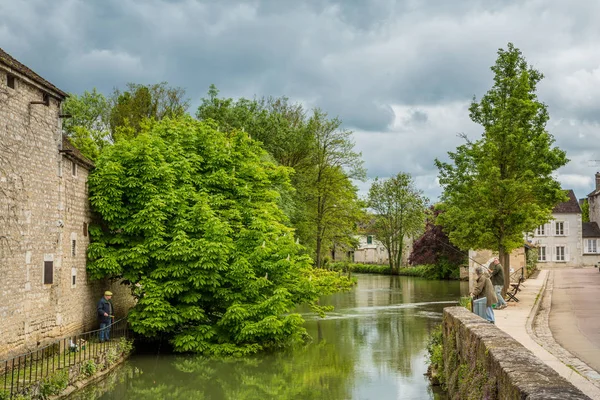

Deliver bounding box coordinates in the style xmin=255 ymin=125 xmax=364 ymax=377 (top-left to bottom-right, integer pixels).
xmin=494 ymin=269 xmax=600 ymax=400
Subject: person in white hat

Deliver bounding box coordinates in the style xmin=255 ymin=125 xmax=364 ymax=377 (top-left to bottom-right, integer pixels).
xmin=97 ymin=291 xmax=113 ymax=342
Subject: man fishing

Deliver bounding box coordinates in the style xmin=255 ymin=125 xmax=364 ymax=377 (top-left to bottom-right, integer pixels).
xmin=97 ymin=290 xmax=114 ymax=342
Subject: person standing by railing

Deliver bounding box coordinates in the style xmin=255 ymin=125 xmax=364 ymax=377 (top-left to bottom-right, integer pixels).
xmin=97 ymin=291 xmax=114 ymax=342
xmin=489 ymin=258 xmax=507 ymax=310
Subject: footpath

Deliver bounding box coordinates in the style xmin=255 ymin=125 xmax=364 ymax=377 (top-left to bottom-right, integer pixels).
xmin=494 ymin=268 xmax=600 ymax=400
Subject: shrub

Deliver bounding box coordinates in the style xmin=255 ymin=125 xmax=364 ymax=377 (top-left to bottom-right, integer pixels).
xmin=39 ymin=370 xmax=69 ymax=398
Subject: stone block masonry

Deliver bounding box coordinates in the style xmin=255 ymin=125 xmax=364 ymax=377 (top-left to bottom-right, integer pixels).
xmin=0 ymin=60 xmax=134 ymax=361
xmin=442 ymin=306 xmax=589 ymax=399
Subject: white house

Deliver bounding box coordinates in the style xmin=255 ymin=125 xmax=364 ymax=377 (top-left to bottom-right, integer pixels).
xmin=533 ymin=190 xmax=582 ymax=267
xmin=532 ymin=187 xmax=600 ymax=267
xmin=353 ymin=235 xmax=389 ymax=264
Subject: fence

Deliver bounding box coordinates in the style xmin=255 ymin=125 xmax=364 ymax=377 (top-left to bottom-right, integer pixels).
xmin=1 ymin=318 xmax=129 ymax=398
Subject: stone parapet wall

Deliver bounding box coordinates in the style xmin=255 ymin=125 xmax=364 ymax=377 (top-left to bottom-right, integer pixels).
xmin=442 ymin=306 xmax=589 ymax=399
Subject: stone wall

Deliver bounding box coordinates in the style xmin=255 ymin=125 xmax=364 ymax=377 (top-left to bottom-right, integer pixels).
xmin=442 ymin=306 xmax=589 ymax=399
xmin=0 ymin=67 xmax=134 ymax=361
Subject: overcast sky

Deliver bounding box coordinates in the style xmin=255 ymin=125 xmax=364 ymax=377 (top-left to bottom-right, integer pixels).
xmin=2 ymin=0 xmax=599 ymax=202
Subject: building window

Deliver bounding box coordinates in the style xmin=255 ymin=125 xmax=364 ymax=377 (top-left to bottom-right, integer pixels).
xmin=44 ymin=261 xmax=53 ymax=284
xmin=71 ymin=267 xmax=77 ymax=287
xmin=367 ymin=235 xmax=373 ymax=244
xmin=83 ymin=222 xmax=88 ymax=237
xmin=71 ymin=239 xmax=77 ymax=256
xmin=586 ymin=239 xmax=598 ymax=254
xmin=7 ymin=74 xmax=15 ymax=89
xmin=538 ymin=246 xmax=546 ymax=261
xmin=536 ymin=225 xmax=545 ymax=236
xmin=555 ymin=246 xmax=565 ymax=261
xmin=72 ymin=161 xmax=77 ymax=177
xmin=555 ymin=221 xmax=564 ymax=236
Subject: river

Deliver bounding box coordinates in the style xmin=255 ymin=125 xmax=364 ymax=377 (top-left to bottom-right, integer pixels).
xmin=68 ymin=274 xmax=468 ymax=400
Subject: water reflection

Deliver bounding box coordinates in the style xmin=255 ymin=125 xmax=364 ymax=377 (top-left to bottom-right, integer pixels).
xmin=70 ymin=275 xmax=465 ymax=400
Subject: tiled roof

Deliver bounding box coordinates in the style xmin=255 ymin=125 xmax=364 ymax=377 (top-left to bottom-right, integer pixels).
xmin=0 ymin=47 xmax=67 ymax=98
xmin=552 ymin=189 xmax=581 ymax=213
xmin=62 ymin=135 xmax=94 ymax=169
xmin=583 ymin=222 xmax=600 ymax=238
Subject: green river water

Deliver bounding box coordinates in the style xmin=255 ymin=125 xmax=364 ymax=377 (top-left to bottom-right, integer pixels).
xmin=68 ymin=274 xmax=468 ymax=400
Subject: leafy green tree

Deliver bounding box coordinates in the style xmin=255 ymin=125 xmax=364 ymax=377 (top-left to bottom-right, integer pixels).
xmin=62 ymin=88 xmax=112 ymax=161
xmin=368 ymin=173 xmax=428 ymax=274
xmin=435 ymin=43 xmax=568 ymax=290
xmin=197 ymin=87 xmax=366 ymax=267
xmin=109 ymin=82 xmax=189 ymax=141
xmin=582 ymin=198 xmax=590 ymax=222
xmin=87 ymin=116 xmax=353 ymax=355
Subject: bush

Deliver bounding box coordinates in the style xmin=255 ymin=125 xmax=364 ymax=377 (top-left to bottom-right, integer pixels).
xmin=426 ymin=324 xmax=445 ymax=386
xmin=39 ymin=370 xmax=69 ymax=397
xmin=330 ymin=262 xmax=392 ymax=275
xmin=330 ymin=262 xmax=460 ymax=280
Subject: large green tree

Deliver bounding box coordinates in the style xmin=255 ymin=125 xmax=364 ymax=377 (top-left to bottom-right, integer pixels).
xmin=109 ymin=82 xmax=190 ymax=141
xmin=62 ymin=88 xmax=112 ymax=161
xmin=87 ymin=116 xmax=353 ymax=355
xmin=435 ymin=43 xmax=568 ymax=290
xmin=196 ymin=87 xmax=365 ymax=267
xmin=368 ymin=173 xmax=428 ymax=274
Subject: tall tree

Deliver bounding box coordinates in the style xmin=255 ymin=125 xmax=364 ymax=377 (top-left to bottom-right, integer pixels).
xmin=110 ymin=82 xmax=189 ymax=141
xmin=87 ymin=116 xmax=353 ymax=355
xmin=303 ymin=110 xmax=365 ymax=268
xmin=62 ymin=88 xmax=112 ymax=161
xmin=435 ymin=43 xmax=568 ymax=290
xmin=408 ymin=207 xmax=466 ymax=278
xmin=196 ymin=87 xmax=366 ymax=267
xmin=368 ymin=172 xmax=428 ymax=274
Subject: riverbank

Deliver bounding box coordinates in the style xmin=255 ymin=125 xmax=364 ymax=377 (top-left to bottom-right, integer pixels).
xmin=330 ymin=262 xmax=463 ymax=280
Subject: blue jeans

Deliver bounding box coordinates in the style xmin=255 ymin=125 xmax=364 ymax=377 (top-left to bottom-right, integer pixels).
xmin=485 ymin=306 xmax=495 ymax=323
xmin=99 ymin=321 xmax=111 ymax=342
xmin=494 ymin=285 xmax=507 ymax=307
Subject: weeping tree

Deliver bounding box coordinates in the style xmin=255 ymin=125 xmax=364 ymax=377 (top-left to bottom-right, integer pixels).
xmin=87 ymin=116 xmax=353 ymax=355
xmin=368 ymin=172 xmax=428 ymax=274
xmin=435 ymin=43 xmax=568 ymax=291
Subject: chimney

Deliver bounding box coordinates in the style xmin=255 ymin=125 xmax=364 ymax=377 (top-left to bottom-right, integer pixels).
xmin=596 ymin=172 xmax=600 ymax=190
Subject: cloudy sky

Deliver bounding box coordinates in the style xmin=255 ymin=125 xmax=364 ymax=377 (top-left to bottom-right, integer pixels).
xmin=2 ymin=0 xmax=599 ymax=201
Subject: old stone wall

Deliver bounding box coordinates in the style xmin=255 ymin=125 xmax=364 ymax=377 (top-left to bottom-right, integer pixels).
xmin=0 ymin=68 xmax=134 ymax=361
xmin=442 ymin=306 xmax=589 ymax=399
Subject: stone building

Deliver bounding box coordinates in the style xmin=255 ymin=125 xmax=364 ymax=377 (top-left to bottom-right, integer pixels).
xmin=0 ymin=48 xmax=132 ymax=360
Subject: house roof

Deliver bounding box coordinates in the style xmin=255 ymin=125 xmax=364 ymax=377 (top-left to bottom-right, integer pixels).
xmin=62 ymin=135 xmax=95 ymax=169
xmin=583 ymin=222 xmax=600 ymax=238
xmin=0 ymin=47 xmax=67 ymax=99
xmin=552 ymin=189 xmax=581 ymax=214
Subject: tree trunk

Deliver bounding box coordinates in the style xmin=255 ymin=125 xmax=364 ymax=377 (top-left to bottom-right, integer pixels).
xmin=316 ymin=227 xmax=323 ymax=268
xmin=499 ymin=245 xmax=510 ymax=293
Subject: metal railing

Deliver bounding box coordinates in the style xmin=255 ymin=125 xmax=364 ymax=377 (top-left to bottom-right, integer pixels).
xmin=1 ymin=318 xmax=129 ymax=398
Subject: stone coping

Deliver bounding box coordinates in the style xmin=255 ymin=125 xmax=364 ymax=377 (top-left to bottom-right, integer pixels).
xmin=444 ymin=306 xmax=590 ymax=399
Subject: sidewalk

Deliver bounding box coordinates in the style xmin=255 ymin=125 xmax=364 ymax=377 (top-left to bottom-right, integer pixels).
xmin=494 ymin=269 xmax=600 ymax=400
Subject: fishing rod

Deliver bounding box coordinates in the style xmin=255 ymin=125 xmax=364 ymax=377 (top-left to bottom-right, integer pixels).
xmin=429 ymin=236 xmax=491 ymax=272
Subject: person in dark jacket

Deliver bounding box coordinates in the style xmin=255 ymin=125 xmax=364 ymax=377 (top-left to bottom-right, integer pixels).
xmin=489 ymin=258 xmax=507 ymax=309
xmin=97 ymin=291 xmax=113 ymax=342
xmin=471 ymin=266 xmax=498 ymax=323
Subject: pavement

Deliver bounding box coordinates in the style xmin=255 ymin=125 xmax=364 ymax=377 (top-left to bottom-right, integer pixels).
xmin=494 ymin=268 xmax=600 ymax=400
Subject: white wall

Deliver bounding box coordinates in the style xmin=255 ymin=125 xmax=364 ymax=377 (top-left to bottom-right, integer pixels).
xmin=533 ymin=213 xmax=582 ymax=267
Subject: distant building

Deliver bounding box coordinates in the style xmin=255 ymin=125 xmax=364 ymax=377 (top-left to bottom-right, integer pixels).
xmin=0 ymin=48 xmax=132 ymax=360
xmin=532 ymin=187 xmax=600 ymax=267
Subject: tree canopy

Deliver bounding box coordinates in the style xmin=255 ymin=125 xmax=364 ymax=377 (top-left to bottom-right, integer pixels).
xmin=87 ymin=116 xmax=353 ymax=355
xmin=197 ymin=87 xmax=365 ymax=267
xmin=435 ymin=43 xmax=568 ymax=288
xmin=368 ymin=172 xmax=428 ymax=273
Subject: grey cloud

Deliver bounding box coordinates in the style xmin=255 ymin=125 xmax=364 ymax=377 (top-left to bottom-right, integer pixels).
xmin=2 ymin=0 xmax=600 ymax=199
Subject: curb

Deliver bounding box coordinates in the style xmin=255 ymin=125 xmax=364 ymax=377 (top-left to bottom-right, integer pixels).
xmin=525 ymin=269 xmax=549 ymax=337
